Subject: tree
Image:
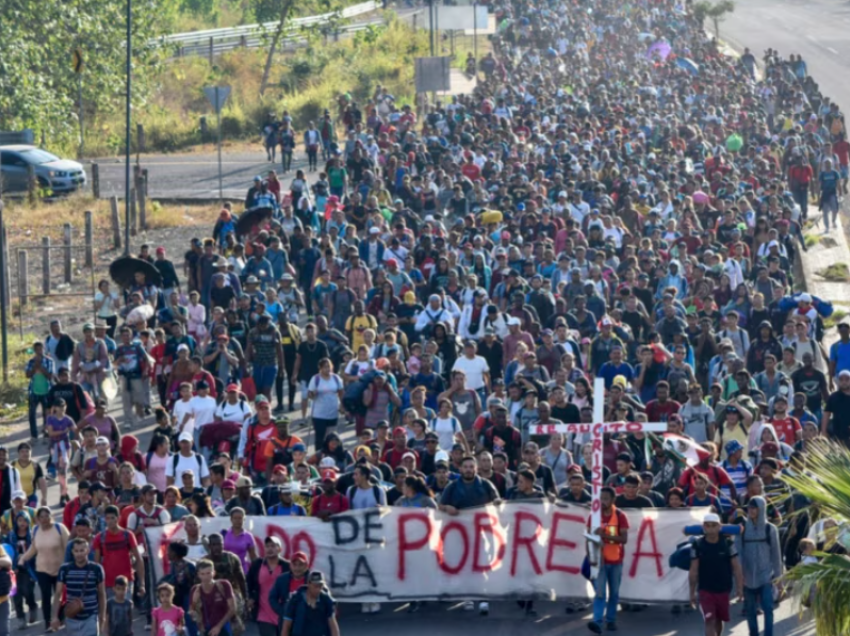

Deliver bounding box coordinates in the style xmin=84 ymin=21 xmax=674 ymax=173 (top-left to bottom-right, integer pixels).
xmin=783 ymin=440 xmax=850 ymax=636
xmin=0 ymin=0 xmax=173 ymax=154
xmin=692 ymin=0 xmax=735 ymax=38
xmin=258 ymin=0 xmax=297 ymax=96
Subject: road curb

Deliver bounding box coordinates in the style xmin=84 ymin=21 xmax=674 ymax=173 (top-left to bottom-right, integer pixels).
xmin=796 ymin=209 xmax=850 ymax=320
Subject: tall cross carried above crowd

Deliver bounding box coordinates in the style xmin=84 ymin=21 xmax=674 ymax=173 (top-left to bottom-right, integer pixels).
xmin=530 ymin=377 xmax=668 ymax=576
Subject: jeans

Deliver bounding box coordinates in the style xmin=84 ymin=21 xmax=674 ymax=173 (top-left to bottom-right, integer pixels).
xmin=28 ymin=393 xmax=49 ymax=439
xmin=592 ymin=561 xmax=623 ymax=624
xmin=744 ymin=584 xmax=774 ymax=636
xmin=253 ymin=364 xmax=278 ymax=398
xmin=66 ymin=614 xmax=98 ymax=635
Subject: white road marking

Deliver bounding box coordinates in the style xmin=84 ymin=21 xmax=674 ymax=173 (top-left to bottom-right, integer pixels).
xmin=828 ymin=46 xmax=839 ymax=54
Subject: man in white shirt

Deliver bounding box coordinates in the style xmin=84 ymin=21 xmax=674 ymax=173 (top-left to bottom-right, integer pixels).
xmin=172 ymin=382 xmax=196 ymax=439
xmin=166 ymin=432 xmax=211 ymax=487
xmin=453 ymin=340 xmax=491 ymax=402
xmin=188 ymin=381 xmax=217 ymax=451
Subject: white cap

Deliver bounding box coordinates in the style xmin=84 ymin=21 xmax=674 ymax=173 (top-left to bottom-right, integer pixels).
xmin=435 ymin=450 xmax=450 ymax=463
xmin=178 ymin=431 xmax=193 ymax=443
xmin=95 ymin=436 xmax=110 ymax=445
xmin=369 ymin=227 xmax=380 ymax=235
xmin=177 ymin=344 xmax=190 ymax=353
xmin=319 ymin=457 xmax=337 ymax=468
xmin=703 ymin=513 xmax=721 ymax=524
xmin=798 ymin=293 xmax=812 ymax=303
xmin=507 ymin=316 xmax=521 ymax=326
xmin=11 ymin=490 xmax=26 ymax=501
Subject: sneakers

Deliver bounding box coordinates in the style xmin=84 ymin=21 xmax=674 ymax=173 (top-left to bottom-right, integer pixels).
xmin=462 ymin=601 xmax=475 ymax=611
xmin=606 ymin=622 xmax=618 ymax=632
xmin=588 ymin=621 xmax=602 ymax=634
xmin=479 ymin=602 xmax=489 ymax=616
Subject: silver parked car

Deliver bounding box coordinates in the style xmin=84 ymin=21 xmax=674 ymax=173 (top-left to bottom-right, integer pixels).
xmin=0 ymin=145 xmax=87 ymax=195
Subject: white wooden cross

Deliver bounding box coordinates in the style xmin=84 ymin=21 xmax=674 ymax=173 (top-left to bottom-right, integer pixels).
xmin=529 ymin=377 xmax=669 ymax=577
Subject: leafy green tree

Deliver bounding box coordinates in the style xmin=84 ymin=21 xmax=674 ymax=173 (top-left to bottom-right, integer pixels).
xmin=0 ymin=0 xmax=174 ymax=154
xmin=692 ymin=0 xmax=735 ymax=38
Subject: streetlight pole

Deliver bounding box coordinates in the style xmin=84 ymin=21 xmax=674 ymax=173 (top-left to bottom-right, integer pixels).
xmin=124 ymin=0 xmax=132 ymax=256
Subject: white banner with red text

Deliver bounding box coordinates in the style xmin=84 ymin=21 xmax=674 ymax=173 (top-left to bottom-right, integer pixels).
xmin=145 ymin=503 xmax=705 ymax=602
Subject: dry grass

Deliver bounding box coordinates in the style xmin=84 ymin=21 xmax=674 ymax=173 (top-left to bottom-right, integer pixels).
xmin=817 ymin=263 xmax=850 ymax=282
xmin=3 ymin=193 xmax=219 ymax=247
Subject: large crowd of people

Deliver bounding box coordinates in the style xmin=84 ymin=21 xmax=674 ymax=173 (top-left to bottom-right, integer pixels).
xmin=3 ymin=0 xmax=850 ymax=634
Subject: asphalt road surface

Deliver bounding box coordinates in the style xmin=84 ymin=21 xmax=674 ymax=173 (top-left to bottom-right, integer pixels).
xmin=722 ymin=0 xmax=850 ymax=109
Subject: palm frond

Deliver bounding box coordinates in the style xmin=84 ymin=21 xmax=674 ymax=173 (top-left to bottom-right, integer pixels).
xmin=785 ymin=553 xmax=850 ymax=636
xmin=781 ymin=439 xmax=850 ymax=636
xmin=783 ymin=440 xmax=850 ymax=523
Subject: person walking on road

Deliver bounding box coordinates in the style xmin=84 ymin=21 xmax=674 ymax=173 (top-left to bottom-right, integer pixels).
xmin=587 ymin=486 xmax=629 ymax=634
xmin=689 ymin=512 xmax=744 ymax=636
xmin=281 ymin=571 xmax=340 ymax=636
xmin=52 ymin=538 xmax=106 ymax=635
xmin=738 ymin=496 xmax=783 ymax=636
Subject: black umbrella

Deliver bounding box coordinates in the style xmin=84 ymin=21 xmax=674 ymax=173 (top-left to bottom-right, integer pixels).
xmin=109 ymin=256 xmax=162 ymax=288
xmin=235 ymin=206 xmax=274 ymax=237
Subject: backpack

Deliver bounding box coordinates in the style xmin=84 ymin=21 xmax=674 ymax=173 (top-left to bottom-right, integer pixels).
xmin=172 ymin=453 xmax=204 ymax=478
xmin=342 ymin=369 xmax=379 ymax=416
xmin=669 ymin=537 xmax=697 ymax=571
xmin=99 ymin=529 xmax=131 ymax=553
xmin=346 ymin=483 xmax=384 ymax=506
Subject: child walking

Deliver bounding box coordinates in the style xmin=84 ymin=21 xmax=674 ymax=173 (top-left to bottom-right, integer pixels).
xmin=45 ymin=398 xmax=73 ymax=505
xmin=105 ymin=575 xmax=134 ymax=636
xmin=152 ymin=582 xmax=185 ymax=636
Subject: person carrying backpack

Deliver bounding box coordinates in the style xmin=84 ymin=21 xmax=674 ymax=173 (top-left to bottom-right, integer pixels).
xmin=737 ymin=497 xmax=783 ymax=636
xmin=688 ymin=512 xmax=744 ymax=636
xmin=281 ymin=571 xmax=339 ymax=636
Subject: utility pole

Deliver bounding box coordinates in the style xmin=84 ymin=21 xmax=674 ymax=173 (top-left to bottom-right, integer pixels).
xmin=124 ymin=0 xmax=133 ymax=256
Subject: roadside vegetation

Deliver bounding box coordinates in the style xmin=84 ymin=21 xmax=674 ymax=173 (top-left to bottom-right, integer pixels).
xmin=81 ymin=15 xmax=472 ymax=157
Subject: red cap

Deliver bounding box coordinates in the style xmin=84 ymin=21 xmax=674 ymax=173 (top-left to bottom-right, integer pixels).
xmin=226 ymin=383 xmax=239 ymax=392
xmin=156 ymin=247 xmax=166 ymax=254
xmin=321 ymin=469 xmax=337 ymax=482
xmin=273 ymin=465 xmax=288 ymax=475
xmin=221 ymin=479 xmax=236 ymax=489
xmin=393 ymin=426 xmax=407 ymax=437
xmin=291 ymin=551 xmax=308 ymax=564
xmin=501 ymin=231 xmax=511 ymax=240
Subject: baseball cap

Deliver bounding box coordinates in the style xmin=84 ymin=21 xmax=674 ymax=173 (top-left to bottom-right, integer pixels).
xmin=291 ymin=551 xmax=309 ymax=564
xmin=178 ymin=432 xmax=193 ymax=443
xmin=95 ymin=436 xmax=110 ymax=446
xmin=321 ymin=469 xmax=337 ymax=482
xmin=392 ymin=426 xmax=407 ymax=437
xmin=226 ymin=383 xmax=239 ymax=392
xmin=724 ymin=439 xmax=743 ymax=455
xmin=11 ymin=490 xmax=26 ymax=501
xmin=319 ymin=457 xmax=337 ymax=469
xmin=703 ymin=513 xmax=721 ymax=524
xmin=221 ymin=479 xmax=236 ymax=490
xmin=236 ymin=476 xmax=253 ymax=488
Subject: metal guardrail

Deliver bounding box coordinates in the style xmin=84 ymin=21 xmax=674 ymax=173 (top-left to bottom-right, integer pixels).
xmin=154 ymin=1 xmax=377 ymax=47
